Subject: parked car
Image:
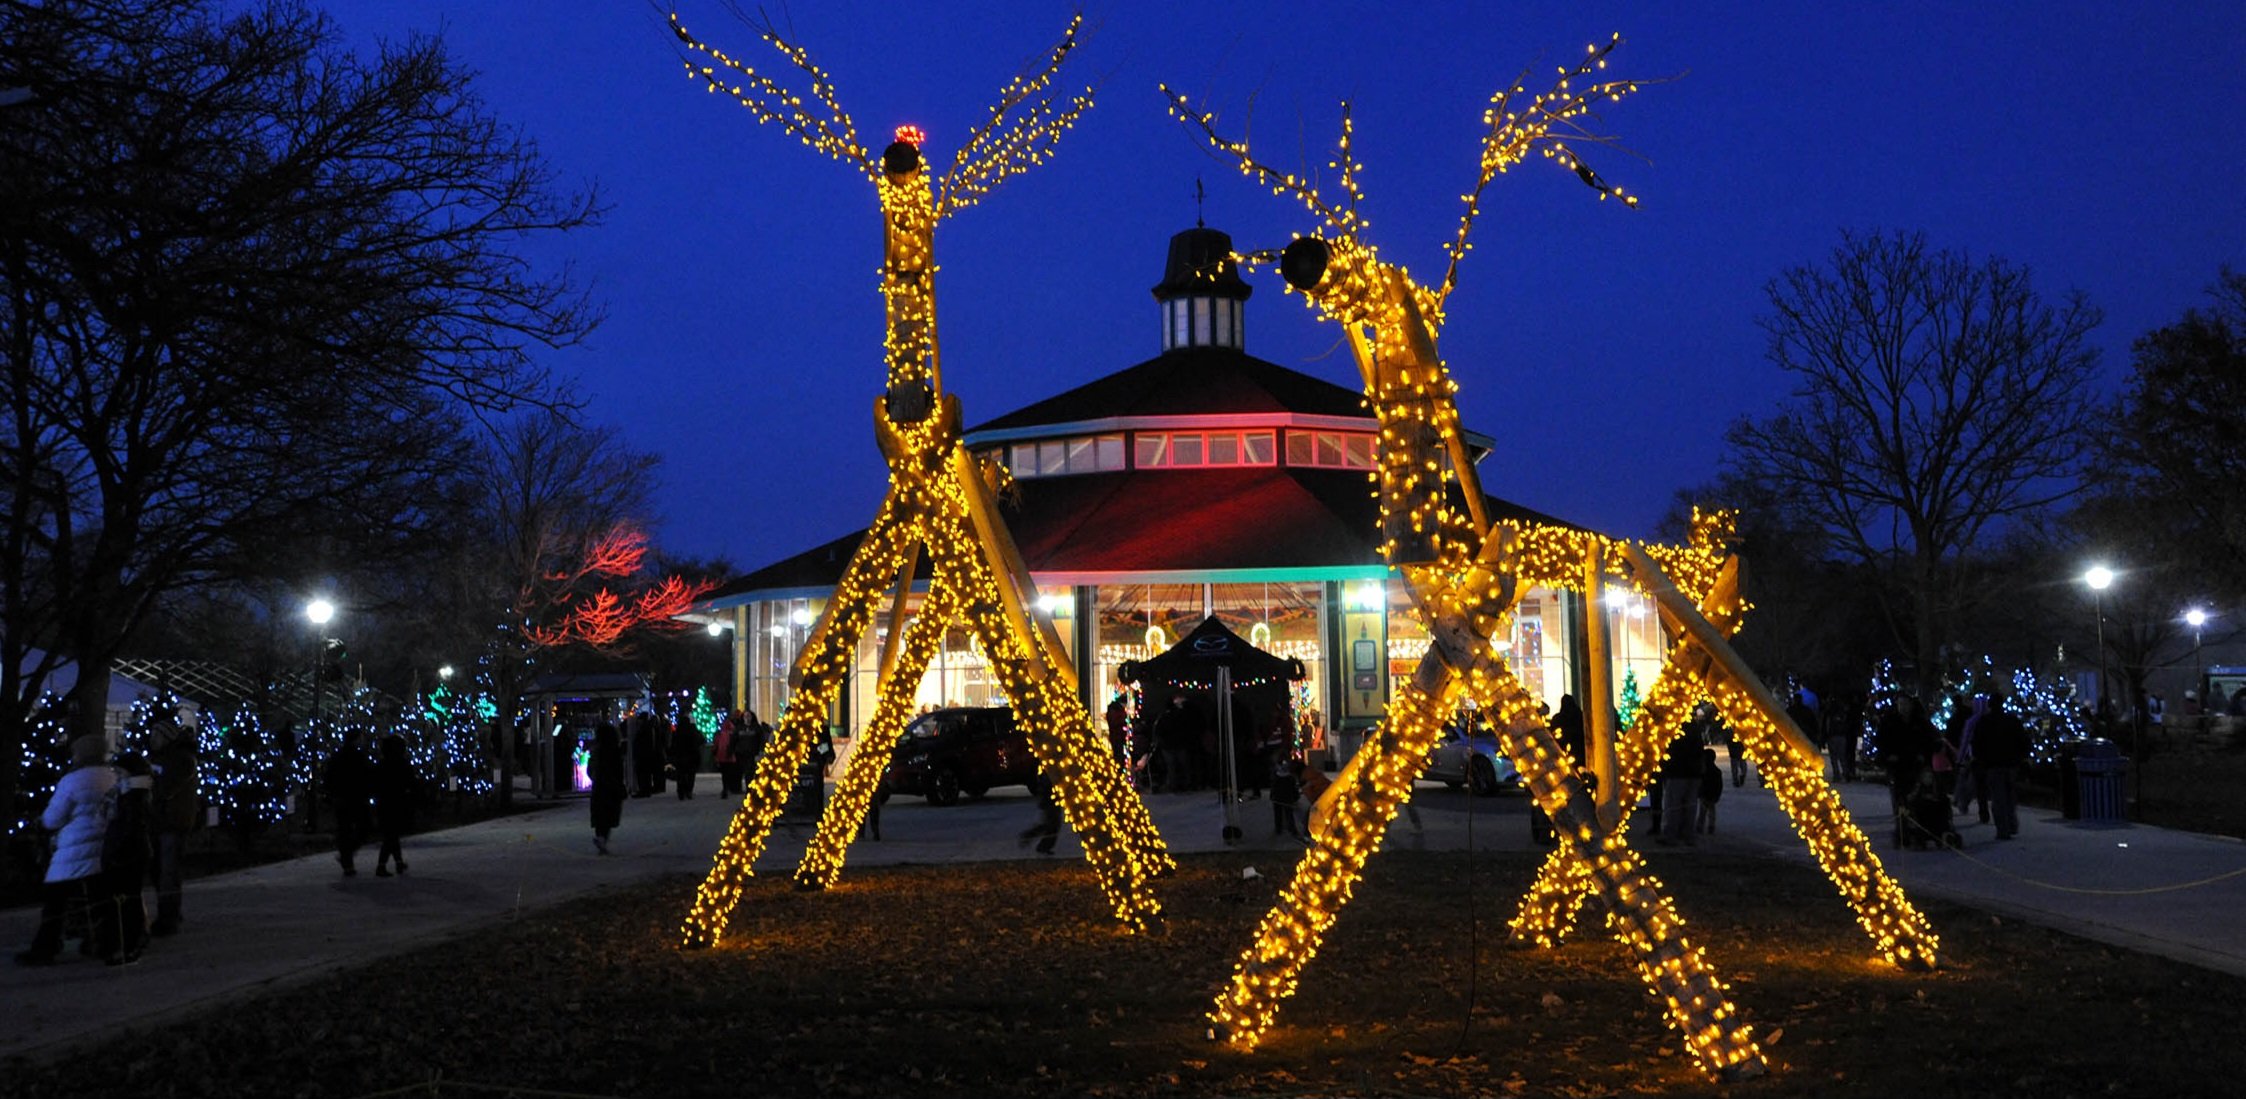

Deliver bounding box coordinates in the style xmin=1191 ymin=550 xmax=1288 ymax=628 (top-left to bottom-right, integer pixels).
xmin=880 ymin=707 xmax=1039 ymax=806
xmin=1424 ymin=716 xmax=1521 ymax=795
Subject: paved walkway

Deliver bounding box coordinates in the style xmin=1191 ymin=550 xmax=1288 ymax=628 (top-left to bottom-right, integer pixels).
xmin=6 ymin=760 xmax=2245 ymax=1061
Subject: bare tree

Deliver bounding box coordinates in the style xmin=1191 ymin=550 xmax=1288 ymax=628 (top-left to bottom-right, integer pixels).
xmin=462 ymin=412 xmax=708 ymax=803
xmin=1723 ymin=230 xmax=2102 ymax=699
xmin=2104 ymin=269 xmax=2246 ymax=602
xmin=0 ymin=0 xmax=598 ymax=815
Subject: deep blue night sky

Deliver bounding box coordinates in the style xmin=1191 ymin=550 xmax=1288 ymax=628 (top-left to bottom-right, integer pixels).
xmin=315 ymin=2 xmax=2246 ymax=571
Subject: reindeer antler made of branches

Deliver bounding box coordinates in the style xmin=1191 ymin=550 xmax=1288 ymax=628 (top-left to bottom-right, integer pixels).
xmin=1439 ymin=34 xmax=1657 ymax=309
xmin=1167 ymin=35 xmax=1664 ymax=331
xmin=937 ymin=13 xmax=1097 ymax=218
xmin=670 ymin=8 xmax=875 ymax=178
xmin=672 ymin=7 xmax=1094 ymax=217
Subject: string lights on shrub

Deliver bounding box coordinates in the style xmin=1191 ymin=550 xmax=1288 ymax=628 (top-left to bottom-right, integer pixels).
xmin=668 ymin=10 xmax=1169 ymax=950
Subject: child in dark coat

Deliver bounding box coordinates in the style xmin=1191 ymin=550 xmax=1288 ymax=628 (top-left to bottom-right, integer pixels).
xmin=1696 ymin=747 xmax=1724 ymax=835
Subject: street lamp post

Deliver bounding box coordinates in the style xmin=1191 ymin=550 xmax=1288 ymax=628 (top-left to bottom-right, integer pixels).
xmin=2083 ymin=566 xmax=2113 ymax=730
xmin=2185 ymin=608 xmax=2208 ymax=715
xmin=304 ymin=598 xmax=336 ymax=832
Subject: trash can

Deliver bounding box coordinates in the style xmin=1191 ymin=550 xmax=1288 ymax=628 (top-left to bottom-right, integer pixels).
xmin=2074 ymin=740 xmax=2128 ymax=822
xmin=2053 ymin=740 xmax=2090 ymax=820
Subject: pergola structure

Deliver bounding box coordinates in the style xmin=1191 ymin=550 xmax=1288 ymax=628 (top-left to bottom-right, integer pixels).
xmin=1167 ymin=36 xmax=1939 ymax=1080
xmin=669 ymin=12 xmax=1171 ymax=948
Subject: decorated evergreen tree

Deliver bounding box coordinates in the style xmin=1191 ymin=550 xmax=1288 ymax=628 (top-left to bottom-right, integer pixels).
xmin=9 ymin=695 xmax=71 ymax=835
xmin=1617 ymin=669 xmax=1642 ymax=729
xmin=690 ymin=687 xmax=720 ymax=739
xmin=199 ymin=704 xmax=291 ymax=829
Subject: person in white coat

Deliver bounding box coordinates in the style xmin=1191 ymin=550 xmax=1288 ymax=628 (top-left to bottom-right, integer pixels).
xmin=16 ymin=735 xmax=121 ymax=966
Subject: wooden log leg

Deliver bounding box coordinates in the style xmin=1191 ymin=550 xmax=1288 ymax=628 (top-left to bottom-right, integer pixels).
xmin=1510 ymin=664 xmax=1701 ymax=946
xmin=937 ymin=529 xmax=1164 ymax=931
xmin=1459 ymin=665 xmax=1766 ymax=1080
xmin=1206 ymin=671 xmax=1461 ymax=1047
xmin=679 ymin=503 xmax=915 ymax=948
xmin=1699 ymin=661 xmax=1941 ymax=970
xmin=793 ymin=570 xmax=966 ymax=890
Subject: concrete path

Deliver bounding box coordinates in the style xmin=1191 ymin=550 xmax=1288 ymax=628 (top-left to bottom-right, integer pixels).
xmin=6 ymin=758 xmax=2244 ymax=1062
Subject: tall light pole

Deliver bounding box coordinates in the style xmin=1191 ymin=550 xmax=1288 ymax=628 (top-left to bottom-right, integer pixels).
xmin=2185 ymin=608 xmax=2208 ymax=716
xmin=305 ymin=598 xmax=336 ymax=832
xmin=2083 ymin=566 xmax=2113 ymax=733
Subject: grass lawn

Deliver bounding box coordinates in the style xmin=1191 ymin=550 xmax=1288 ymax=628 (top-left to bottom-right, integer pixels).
xmin=4 ymin=846 xmax=2242 ymax=1098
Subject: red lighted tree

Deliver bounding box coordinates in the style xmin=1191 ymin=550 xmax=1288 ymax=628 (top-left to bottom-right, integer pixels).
xmin=525 ymin=524 xmax=710 ymax=650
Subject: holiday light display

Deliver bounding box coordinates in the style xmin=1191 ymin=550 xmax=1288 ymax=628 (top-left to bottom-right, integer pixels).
xmin=10 ymin=694 xmax=70 ymax=834
xmin=199 ymin=703 xmax=291 ymax=827
xmin=669 ymin=11 xmax=1170 ymax=949
xmin=1171 ymin=37 xmax=1938 ymax=1078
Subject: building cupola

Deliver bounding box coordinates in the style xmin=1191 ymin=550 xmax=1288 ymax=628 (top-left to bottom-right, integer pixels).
xmin=1151 ymin=225 xmax=1252 ymax=353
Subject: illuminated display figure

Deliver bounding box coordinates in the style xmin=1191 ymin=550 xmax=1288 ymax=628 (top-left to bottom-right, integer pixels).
xmin=1169 ymin=36 xmax=1939 ymax=1079
xmin=669 ymin=11 xmax=1172 ymax=949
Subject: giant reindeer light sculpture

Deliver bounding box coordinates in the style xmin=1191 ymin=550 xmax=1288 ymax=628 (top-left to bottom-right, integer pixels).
xmin=670 ymin=10 xmax=1172 ymax=949
xmin=1168 ymin=36 xmax=1939 ymax=1080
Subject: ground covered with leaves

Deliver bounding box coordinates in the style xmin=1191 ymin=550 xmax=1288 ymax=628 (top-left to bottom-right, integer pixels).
xmin=5 ymin=847 xmax=2241 ymax=1099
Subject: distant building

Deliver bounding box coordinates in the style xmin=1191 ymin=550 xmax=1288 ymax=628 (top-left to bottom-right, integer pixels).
xmin=691 ymin=226 xmax=1665 ymax=755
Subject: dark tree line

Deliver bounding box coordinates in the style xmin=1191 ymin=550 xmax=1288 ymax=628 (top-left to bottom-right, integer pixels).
xmin=1708 ymin=232 xmax=2235 ymax=712
xmin=0 ymin=0 xmax=599 ymax=815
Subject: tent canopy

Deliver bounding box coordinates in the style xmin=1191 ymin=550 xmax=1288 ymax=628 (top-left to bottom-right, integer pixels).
xmin=1119 ymin=616 xmax=1305 ymax=690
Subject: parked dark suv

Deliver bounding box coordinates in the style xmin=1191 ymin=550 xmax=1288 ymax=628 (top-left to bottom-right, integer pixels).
xmin=880 ymin=706 xmax=1039 ymax=806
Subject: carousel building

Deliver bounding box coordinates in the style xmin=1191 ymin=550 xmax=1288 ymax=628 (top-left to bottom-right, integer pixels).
xmin=692 ymin=225 xmax=1666 ymax=762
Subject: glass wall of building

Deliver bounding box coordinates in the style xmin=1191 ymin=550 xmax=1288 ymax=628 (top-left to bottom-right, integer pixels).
xmin=1604 ymin=591 xmax=1666 ymax=718
xmin=1507 ymin=589 xmax=1575 ymax=711
xmin=1209 ymin=580 xmax=1328 ymax=735
xmin=1091 ymin=583 xmax=1205 ymax=702
xmin=744 ymin=598 xmax=805 ymax=726
xmin=734 ymin=575 xmax=1583 ymax=764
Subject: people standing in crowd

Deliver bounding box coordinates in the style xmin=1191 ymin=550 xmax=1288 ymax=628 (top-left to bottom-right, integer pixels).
xmin=1016 ymin=772 xmax=1064 ymax=854
xmin=1974 ymin=690 xmax=2030 ymax=840
xmin=1951 ymin=696 xmax=1992 ymax=825
xmin=589 ymin=722 xmax=626 ymax=854
xmin=713 ymin=710 xmax=744 ymax=797
xmin=371 ymin=734 xmax=413 ymax=877
xmin=101 ymin=753 xmax=154 ymax=965
xmin=1532 ymin=694 xmax=1586 ymax=846
xmin=326 ymin=728 xmax=372 ymax=877
xmin=146 ymin=714 xmax=199 ymax=936
xmin=1932 ymin=696 xmax=1966 ymax=804
xmin=1228 ymin=694 xmax=1261 ymax=801
xmin=1823 ymin=695 xmax=1861 ymax=782
xmin=1270 ymin=754 xmax=1302 ymax=838
xmin=1297 ymin=756 xmax=1332 ymax=837
xmin=1152 ymin=695 xmax=1199 ymax=793
xmin=628 ymin=707 xmax=662 ymax=797
xmin=796 ymin=726 xmax=837 ymax=818
xmin=16 ymin=736 xmax=121 ymax=966
xmin=667 ymin=712 xmax=702 ymax=800
xmin=1696 ymin=746 xmax=1724 ymax=835
xmin=1874 ymin=695 xmax=1937 ymax=848
xmin=1657 ymin=721 xmax=1703 ymax=845
xmin=1104 ymin=696 xmax=1131 ymax=763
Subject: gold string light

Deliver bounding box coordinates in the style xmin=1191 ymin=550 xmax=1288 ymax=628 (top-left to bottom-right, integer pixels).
xmin=1172 ymin=35 xmax=1933 ymax=1080
xmin=671 ymin=11 xmax=1166 ymax=950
